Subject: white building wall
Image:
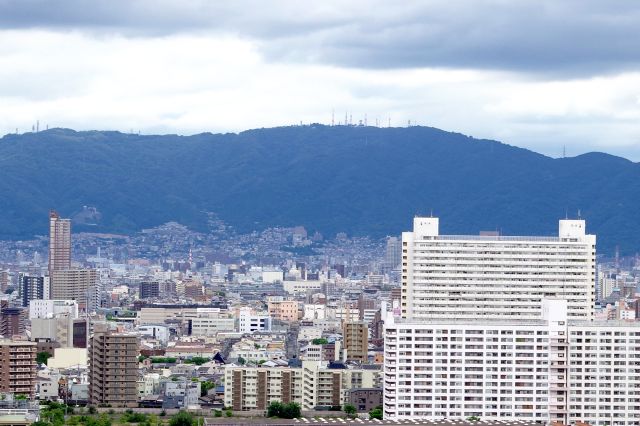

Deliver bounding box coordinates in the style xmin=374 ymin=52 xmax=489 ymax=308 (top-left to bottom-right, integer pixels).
xmin=190 ymin=317 xmax=236 ymax=335
xmin=303 ymin=304 xmax=326 ymax=320
xmin=138 ymin=325 xmax=170 ymax=344
xmin=383 ymin=309 xmax=640 ymax=424
xmin=29 ymin=299 xmax=79 ymax=319
xmin=401 ymin=218 xmax=596 ymax=321
xmin=238 ymin=307 xmax=272 ymax=333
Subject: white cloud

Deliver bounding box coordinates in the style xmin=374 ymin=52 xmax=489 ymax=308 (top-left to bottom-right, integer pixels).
xmin=0 ymin=29 xmax=639 ymax=159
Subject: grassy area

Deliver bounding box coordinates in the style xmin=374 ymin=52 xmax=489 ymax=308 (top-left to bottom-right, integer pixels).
xmin=37 ymin=403 xmax=211 ymax=426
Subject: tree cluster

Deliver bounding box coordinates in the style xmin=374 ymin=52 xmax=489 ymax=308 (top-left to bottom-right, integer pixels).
xmin=267 ymin=401 xmax=301 ymax=419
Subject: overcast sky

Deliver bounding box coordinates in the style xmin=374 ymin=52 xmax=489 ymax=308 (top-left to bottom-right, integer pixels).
xmin=1 ymin=0 xmax=640 ymax=159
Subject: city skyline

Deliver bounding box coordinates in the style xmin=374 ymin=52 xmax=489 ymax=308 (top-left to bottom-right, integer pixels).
xmin=0 ymin=2 xmax=639 ymax=423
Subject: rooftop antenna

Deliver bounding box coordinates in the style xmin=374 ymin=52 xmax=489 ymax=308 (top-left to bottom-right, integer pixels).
xmin=577 ymin=209 xmax=581 ymax=218
xmin=430 ymin=208 xmax=433 ymax=218
xmin=565 ymin=207 xmax=568 ymax=220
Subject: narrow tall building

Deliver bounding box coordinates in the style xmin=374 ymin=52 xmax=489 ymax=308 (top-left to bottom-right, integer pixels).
xmin=401 ymin=217 xmax=596 ymax=321
xmin=18 ymin=274 xmax=49 ymax=307
xmin=88 ymin=326 xmax=139 ymax=407
xmin=0 ymin=339 xmax=37 ymax=396
xmin=342 ymin=321 xmax=368 ymax=362
xmin=48 ymin=211 xmax=71 ymax=275
xmin=384 ymin=236 xmax=402 ymax=270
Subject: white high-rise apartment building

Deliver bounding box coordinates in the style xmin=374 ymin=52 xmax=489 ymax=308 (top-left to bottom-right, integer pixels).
xmin=401 ymin=217 xmax=596 ymax=321
xmin=384 ymin=300 xmax=640 ymax=425
xmin=385 ymin=216 xmax=640 ymax=424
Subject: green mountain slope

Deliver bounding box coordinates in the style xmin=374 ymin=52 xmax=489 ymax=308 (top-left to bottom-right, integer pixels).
xmin=0 ymin=125 xmax=637 ymax=255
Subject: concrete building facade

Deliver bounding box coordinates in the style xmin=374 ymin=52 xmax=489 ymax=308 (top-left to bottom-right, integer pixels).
xmin=343 ymin=321 xmax=369 ymax=362
xmin=383 ymin=300 xmax=640 ymax=424
xmin=401 ymin=217 xmax=596 ymax=321
xmin=50 ymin=269 xmax=98 ymax=310
xmin=224 ymin=361 xmax=380 ymax=411
xmin=48 ymin=210 xmax=71 ymax=275
xmin=88 ymin=328 xmax=139 ymax=407
xmin=0 ymin=339 xmax=37 ymax=397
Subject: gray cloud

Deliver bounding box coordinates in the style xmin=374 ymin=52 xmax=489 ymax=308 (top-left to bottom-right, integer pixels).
xmin=1 ymin=0 xmax=640 ymax=77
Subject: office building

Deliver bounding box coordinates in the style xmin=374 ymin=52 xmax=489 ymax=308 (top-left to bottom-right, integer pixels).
xmin=267 ymin=300 xmax=299 ymax=322
xmin=0 ymin=339 xmax=37 ymax=396
xmin=401 ymin=217 xmax=596 ymax=321
xmin=343 ymin=321 xmax=369 ymax=362
xmin=88 ymin=326 xmax=139 ymax=407
xmin=48 ymin=210 xmax=71 ymax=275
xmin=50 ymin=268 xmax=98 ymax=310
xmin=18 ymin=274 xmax=49 ymax=307
xmin=139 ymin=281 xmax=160 ymax=299
xmin=238 ymin=307 xmax=272 ymax=333
xmin=30 ymin=314 xmax=87 ymax=348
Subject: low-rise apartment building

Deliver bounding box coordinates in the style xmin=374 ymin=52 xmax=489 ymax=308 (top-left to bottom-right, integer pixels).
xmin=224 ymin=360 xmax=381 ymax=411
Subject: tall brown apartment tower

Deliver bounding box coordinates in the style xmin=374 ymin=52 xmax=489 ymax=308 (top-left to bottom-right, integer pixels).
xmin=342 ymin=321 xmax=369 ymax=363
xmin=48 ymin=210 xmax=71 ymax=275
xmin=0 ymin=339 xmax=37 ymax=396
xmin=51 ymin=269 xmax=98 ymax=310
xmin=88 ymin=326 xmax=139 ymax=407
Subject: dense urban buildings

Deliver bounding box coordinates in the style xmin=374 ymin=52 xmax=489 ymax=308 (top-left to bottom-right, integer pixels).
xmin=0 ymin=207 xmax=637 ymax=423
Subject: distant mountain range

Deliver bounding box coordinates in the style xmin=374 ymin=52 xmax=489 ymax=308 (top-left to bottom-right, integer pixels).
xmin=0 ymin=125 xmax=637 ymax=255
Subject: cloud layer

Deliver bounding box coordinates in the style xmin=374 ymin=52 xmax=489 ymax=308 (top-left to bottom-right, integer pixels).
xmin=2 ymin=0 xmax=640 ymax=76
xmin=0 ymin=0 xmax=639 ymax=159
